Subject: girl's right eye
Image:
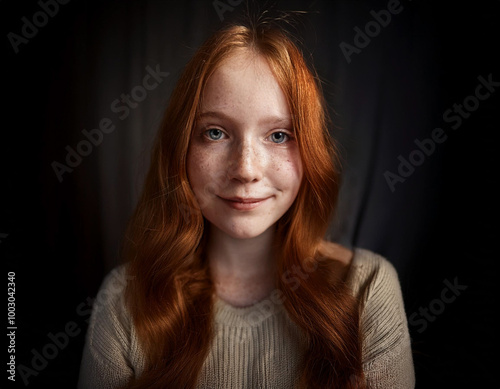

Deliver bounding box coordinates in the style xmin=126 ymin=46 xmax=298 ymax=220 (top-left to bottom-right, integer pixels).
xmin=205 ymin=128 xmax=225 ymax=140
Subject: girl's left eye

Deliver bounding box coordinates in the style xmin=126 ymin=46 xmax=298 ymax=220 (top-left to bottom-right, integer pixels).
xmin=269 ymin=132 xmax=289 ymax=144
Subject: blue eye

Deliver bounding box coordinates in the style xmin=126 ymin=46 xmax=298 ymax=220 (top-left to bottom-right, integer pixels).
xmin=206 ymin=128 xmax=224 ymax=140
xmin=270 ymin=132 xmax=289 ymax=144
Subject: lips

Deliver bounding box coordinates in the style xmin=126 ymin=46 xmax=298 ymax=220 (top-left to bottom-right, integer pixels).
xmin=222 ymin=197 xmax=269 ymax=203
xmin=218 ymin=196 xmax=271 ymax=210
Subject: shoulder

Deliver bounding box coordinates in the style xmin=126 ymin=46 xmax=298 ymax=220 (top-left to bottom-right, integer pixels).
xmin=347 ymin=248 xmax=415 ymax=386
xmin=84 ymin=264 xmax=136 ymax=364
xmin=316 ymin=244 xmax=400 ymax=300
xmin=348 ymin=249 xmax=412 ymax=357
xmin=316 ymin=240 xmax=354 ymax=281
xmin=92 ymin=264 xmax=133 ymax=322
xmin=346 ymin=248 xmax=403 ymax=322
xmin=79 ymin=264 xmax=146 ymax=387
xmin=317 ymin=239 xmax=354 ymax=266
xmin=346 ymin=248 xmax=400 ymax=297
xmin=317 ymin=239 xmax=354 ymax=268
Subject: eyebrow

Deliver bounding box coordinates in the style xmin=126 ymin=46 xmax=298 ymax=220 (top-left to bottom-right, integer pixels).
xmin=196 ymin=110 xmax=292 ymax=126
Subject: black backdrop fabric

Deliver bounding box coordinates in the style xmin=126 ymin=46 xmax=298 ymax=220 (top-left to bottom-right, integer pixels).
xmin=2 ymin=0 xmax=498 ymax=387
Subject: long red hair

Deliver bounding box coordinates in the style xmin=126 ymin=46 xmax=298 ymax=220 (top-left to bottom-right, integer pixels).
xmin=123 ymin=18 xmax=365 ymax=389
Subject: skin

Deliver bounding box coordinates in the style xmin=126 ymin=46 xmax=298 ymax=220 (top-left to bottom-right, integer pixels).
xmin=187 ymin=48 xmax=352 ymax=307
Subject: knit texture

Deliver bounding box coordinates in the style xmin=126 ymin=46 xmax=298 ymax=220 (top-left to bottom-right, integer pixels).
xmin=77 ymin=248 xmax=415 ymax=388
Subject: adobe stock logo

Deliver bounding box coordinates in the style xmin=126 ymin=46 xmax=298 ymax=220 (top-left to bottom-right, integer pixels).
xmin=212 ymin=0 xmax=243 ymax=21
xmin=408 ymin=277 xmax=467 ymax=334
xmin=244 ymin=259 xmax=319 ymax=326
xmin=17 ymin=268 xmax=134 ymax=385
xmin=339 ymin=0 xmax=407 ymax=64
xmin=7 ymin=0 xmax=71 ymax=54
xmin=51 ymin=64 xmax=169 ymax=183
xmin=384 ymin=73 xmax=499 ymax=192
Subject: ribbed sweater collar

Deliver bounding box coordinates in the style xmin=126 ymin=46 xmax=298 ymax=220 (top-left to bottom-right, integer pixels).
xmin=213 ymin=294 xmax=287 ymax=327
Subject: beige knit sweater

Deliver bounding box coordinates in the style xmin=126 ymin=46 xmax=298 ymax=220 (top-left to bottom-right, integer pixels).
xmin=77 ymin=248 xmax=415 ymax=388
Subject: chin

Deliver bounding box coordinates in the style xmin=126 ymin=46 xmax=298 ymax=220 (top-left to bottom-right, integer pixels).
xmin=210 ymin=219 xmax=274 ymax=240
xmin=222 ymin=225 xmax=269 ymax=240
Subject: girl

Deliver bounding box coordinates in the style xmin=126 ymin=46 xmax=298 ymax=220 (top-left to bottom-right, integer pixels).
xmin=78 ymin=17 xmax=415 ymax=389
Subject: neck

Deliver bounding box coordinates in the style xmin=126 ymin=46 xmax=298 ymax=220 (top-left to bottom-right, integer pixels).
xmin=206 ymin=225 xmax=278 ymax=307
xmin=207 ymin=225 xmax=277 ymax=280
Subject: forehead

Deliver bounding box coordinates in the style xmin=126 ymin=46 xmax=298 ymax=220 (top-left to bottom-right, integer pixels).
xmin=199 ymin=49 xmax=291 ymax=121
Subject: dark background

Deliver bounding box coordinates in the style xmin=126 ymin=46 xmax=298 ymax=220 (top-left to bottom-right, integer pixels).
xmin=2 ymin=0 xmax=498 ymax=388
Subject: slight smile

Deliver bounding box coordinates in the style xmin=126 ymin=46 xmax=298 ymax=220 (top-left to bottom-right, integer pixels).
xmin=218 ymin=196 xmax=271 ymax=211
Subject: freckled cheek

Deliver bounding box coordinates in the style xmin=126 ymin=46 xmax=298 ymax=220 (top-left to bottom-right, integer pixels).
xmin=187 ymin=149 xmax=206 ymax=190
xmin=269 ymin=151 xmax=303 ymax=192
xmin=187 ymin=146 xmax=224 ymax=193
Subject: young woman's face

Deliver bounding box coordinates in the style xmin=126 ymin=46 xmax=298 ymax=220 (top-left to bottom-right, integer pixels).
xmin=187 ymin=49 xmax=303 ymax=240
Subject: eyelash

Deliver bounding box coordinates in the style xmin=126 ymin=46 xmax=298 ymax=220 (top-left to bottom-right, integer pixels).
xmin=202 ymin=128 xmax=293 ymax=144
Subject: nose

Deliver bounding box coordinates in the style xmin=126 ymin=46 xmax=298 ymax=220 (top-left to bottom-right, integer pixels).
xmin=227 ymin=139 xmax=264 ymax=183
